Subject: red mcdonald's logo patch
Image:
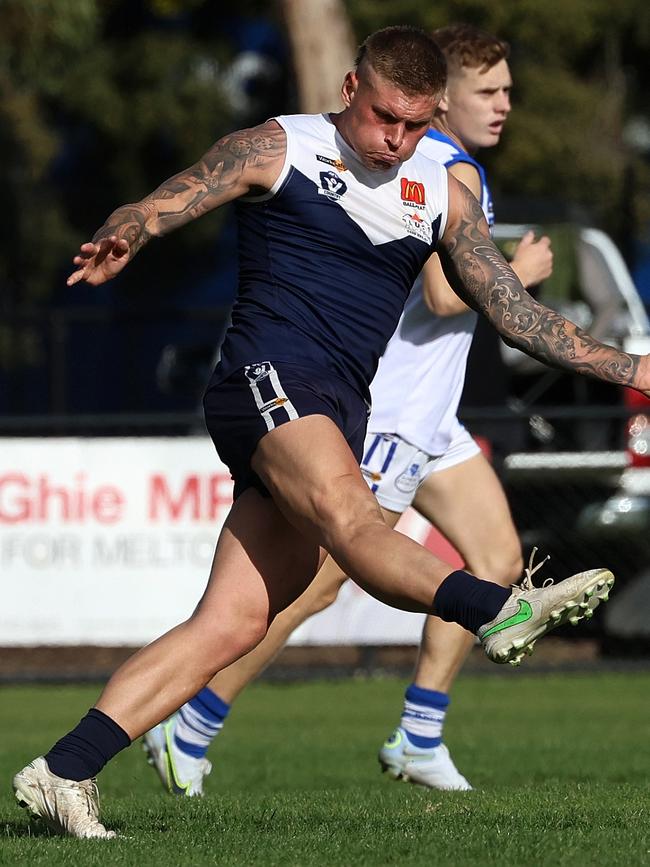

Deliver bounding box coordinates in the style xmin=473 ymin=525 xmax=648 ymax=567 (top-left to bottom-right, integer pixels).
xmin=400 ymin=178 xmax=425 ymax=205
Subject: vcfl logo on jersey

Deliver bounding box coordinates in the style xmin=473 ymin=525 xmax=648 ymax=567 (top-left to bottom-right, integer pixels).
xmin=400 ymin=178 xmax=426 ymax=209
xmin=318 ymin=170 xmax=347 ymax=201
xmin=402 ymin=211 xmax=432 ymax=244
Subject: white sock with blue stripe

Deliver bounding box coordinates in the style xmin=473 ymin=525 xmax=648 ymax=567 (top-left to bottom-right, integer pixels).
xmin=400 ymin=683 xmax=449 ymax=748
xmin=173 ymin=688 xmax=231 ymax=759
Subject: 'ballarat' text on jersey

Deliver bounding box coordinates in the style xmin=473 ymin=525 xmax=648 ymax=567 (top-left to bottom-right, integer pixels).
xmin=214 ymin=113 xmax=449 ymax=400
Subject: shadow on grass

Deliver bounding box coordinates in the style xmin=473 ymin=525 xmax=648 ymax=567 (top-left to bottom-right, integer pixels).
xmin=1 ymin=815 xmax=128 ymax=840
xmin=1 ymin=817 xmax=55 ymax=838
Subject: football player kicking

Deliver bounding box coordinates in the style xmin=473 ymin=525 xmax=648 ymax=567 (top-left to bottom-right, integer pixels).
xmin=15 ymin=26 xmax=632 ymax=838
xmin=142 ymin=24 xmax=554 ymax=797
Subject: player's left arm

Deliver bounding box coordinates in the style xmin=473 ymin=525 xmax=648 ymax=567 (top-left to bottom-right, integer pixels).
xmin=439 ymin=173 xmax=650 ymax=395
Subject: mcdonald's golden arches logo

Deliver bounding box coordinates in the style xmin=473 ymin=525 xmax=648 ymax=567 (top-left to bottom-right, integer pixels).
xmin=400 ymin=178 xmax=426 ymax=207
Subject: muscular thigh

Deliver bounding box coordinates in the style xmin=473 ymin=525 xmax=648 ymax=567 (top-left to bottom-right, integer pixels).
xmin=251 ymin=414 xmax=384 ymax=547
xmin=288 ymin=504 xmax=403 ymax=616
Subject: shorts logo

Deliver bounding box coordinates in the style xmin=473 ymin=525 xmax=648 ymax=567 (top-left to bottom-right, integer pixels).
xmin=319 ymin=171 xmax=347 ymax=200
xmin=402 ymin=212 xmax=432 ymax=244
xmin=244 ymin=362 xmax=272 ymax=383
xmin=244 ymin=362 xmax=299 ymax=432
xmin=401 ymin=178 xmax=426 ymax=208
xmin=316 ymin=154 xmax=347 ymax=172
xmin=395 ymin=462 xmax=421 ymax=493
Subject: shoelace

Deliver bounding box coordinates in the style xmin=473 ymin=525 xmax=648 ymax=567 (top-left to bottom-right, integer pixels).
xmin=82 ymin=778 xmax=101 ymax=819
xmin=55 ymin=777 xmax=103 ymax=828
xmin=515 ymin=546 xmax=551 ymax=593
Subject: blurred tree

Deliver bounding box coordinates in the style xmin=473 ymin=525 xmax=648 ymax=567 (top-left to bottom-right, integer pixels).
xmin=0 ymin=0 xmax=239 ymax=312
xmin=280 ymin=0 xmax=355 ymax=113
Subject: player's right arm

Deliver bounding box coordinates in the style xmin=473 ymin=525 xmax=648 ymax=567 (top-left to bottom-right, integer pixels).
xmin=67 ymin=120 xmax=287 ymax=286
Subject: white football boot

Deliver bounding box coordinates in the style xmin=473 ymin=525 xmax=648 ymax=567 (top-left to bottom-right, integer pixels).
xmin=142 ymin=718 xmax=212 ymax=797
xmin=378 ymin=727 xmax=472 ymax=791
xmin=13 ymin=756 xmax=115 ymax=839
xmin=478 ymin=548 xmax=614 ymax=666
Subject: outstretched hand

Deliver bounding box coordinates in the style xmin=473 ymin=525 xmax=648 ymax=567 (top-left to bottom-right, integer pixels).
xmin=67 ymin=236 xmax=130 ymax=286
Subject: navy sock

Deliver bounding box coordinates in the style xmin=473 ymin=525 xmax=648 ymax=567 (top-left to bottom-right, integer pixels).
xmin=45 ymin=708 xmax=131 ymax=781
xmin=433 ymin=570 xmax=511 ymax=635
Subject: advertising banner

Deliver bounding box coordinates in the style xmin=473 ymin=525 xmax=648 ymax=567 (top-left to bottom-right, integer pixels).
xmin=0 ymin=438 xmax=461 ymax=646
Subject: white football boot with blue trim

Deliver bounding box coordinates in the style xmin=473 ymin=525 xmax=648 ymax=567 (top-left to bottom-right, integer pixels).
xmin=142 ymin=718 xmax=212 ymax=797
xmin=378 ymin=727 xmax=472 ymax=791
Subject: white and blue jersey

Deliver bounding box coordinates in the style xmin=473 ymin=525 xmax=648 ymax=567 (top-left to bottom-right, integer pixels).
xmin=368 ymin=129 xmax=493 ymax=457
xmin=420 ymin=129 xmax=493 ymax=226
xmin=214 ymin=113 xmax=449 ymax=402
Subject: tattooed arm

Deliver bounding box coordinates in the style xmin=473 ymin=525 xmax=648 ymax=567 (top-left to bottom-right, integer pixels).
xmin=440 ymin=174 xmax=650 ymax=394
xmin=67 ymin=121 xmax=287 ymax=286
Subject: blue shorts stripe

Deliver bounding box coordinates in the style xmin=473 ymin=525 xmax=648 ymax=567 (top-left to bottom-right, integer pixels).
xmin=362 ymin=434 xmax=382 ymax=466
xmin=380 ymin=439 xmax=399 ymax=473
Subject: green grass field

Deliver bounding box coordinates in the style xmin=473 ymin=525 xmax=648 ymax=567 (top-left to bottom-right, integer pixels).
xmin=1 ymin=673 xmax=649 ymax=866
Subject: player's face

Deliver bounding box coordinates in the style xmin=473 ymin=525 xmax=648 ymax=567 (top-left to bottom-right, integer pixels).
xmin=338 ymin=65 xmax=438 ymax=171
xmin=445 ymin=59 xmax=512 ymax=153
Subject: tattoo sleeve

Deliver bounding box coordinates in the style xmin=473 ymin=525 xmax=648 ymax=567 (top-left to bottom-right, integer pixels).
xmin=91 ymin=122 xmax=286 ymax=256
xmin=440 ymin=182 xmax=639 ymax=389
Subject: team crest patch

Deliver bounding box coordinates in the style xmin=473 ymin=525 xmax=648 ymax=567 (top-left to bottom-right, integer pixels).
xmin=318 ymin=171 xmax=347 ymax=200
xmin=244 ymin=362 xmax=273 ymax=383
xmin=316 ymin=154 xmax=347 ymax=172
xmin=395 ymin=462 xmax=421 ymax=493
xmin=402 ymin=212 xmax=432 ymax=243
xmin=400 ymin=178 xmax=426 ymax=208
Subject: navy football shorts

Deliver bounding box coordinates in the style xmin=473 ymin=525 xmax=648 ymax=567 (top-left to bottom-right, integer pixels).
xmin=203 ymin=360 xmax=369 ymax=499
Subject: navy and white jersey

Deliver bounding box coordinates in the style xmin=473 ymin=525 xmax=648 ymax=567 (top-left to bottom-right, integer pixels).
xmin=214 ymin=113 xmax=449 ymax=401
xmin=368 ymin=129 xmax=493 ymax=455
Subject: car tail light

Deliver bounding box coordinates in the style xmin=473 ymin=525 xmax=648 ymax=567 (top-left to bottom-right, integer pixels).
xmin=627 ymin=413 xmax=650 ymax=466
xmin=624 ymin=388 xmax=650 ymax=466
